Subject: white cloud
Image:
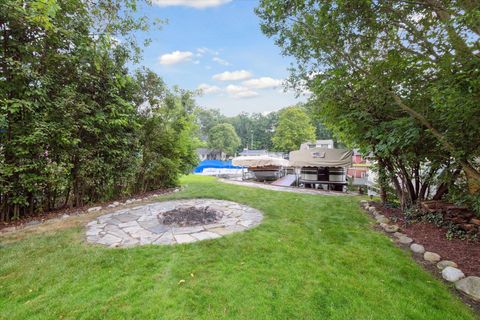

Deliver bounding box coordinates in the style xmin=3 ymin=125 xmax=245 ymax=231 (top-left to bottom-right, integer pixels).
xmin=153 ymin=0 xmax=231 ymax=8
xmin=242 ymin=77 xmax=283 ymax=89
xmin=197 ymin=83 xmax=221 ymax=94
xmin=158 ymin=51 xmax=193 ymax=65
xmin=225 ymin=84 xmax=259 ymax=99
xmin=212 ymin=57 xmax=230 ymax=66
xmin=212 ymin=70 xmax=253 ymax=81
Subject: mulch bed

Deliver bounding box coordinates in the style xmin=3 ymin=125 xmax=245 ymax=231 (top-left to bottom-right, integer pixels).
xmin=0 ymin=188 xmax=176 ymax=232
xmin=371 ymin=203 xmax=480 ymax=277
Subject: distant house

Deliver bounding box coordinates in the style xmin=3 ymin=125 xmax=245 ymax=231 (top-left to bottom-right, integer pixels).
xmin=300 ymin=139 xmax=335 ymax=150
xmin=347 ymin=149 xmax=371 ymax=186
xmin=196 ymin=148 xmax=226 ymax=161
xmin=239 ymin=149 xmax=268 ymax=157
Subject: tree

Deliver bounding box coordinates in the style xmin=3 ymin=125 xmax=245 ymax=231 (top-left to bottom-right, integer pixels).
xmin=257 ymin=0 xmax=480 ymax=192
xmin=207 ymin=123 xmax=241 ymax=157
xmin=228 ymin=112 xmax=279 ymax=151
xmin=134 ymin=69 xmax=199 ymax=191
xmin=195 ymin=108 xmax=226 ymax=140
xmin=256 ymin=0 xmax=480 ymax=209
xmin=0 ymin=0 xmax=197 ymax=222
xmin=271 ymin=106 xmax=315 ymax=152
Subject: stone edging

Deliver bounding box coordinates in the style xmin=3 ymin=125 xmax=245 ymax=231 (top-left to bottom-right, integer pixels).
xmin=0 ymin=188 xmax=182 ymax=235
xmin=360 ymin=200 xmax=480 ymax=303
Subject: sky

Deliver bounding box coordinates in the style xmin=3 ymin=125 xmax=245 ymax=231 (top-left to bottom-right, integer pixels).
xmin=134 ymin=0 xmax=308 ymax=116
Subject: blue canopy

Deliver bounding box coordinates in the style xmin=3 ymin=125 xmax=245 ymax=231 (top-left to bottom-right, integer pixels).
xmin=194 ymin=160 xmax=242 ymax=173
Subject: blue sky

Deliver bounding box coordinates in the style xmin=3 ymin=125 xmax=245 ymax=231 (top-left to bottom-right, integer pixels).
xmin=134 ymin=0 xmax=308 ymax=116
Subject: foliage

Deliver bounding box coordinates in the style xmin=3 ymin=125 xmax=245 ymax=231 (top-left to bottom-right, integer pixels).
xmin=227 ymin=111 xmax=279 ymax=151
xmin=256 ymin=0 xmax=480 ymax=209
xmin=271 ymin=106 xmax=315 ymax=152
xmin=134 ymin=69 xmax=199 ymax=191
xmin=195 ymin=108 xmax=227 ymax=140
xmin=207 ymin=123 xmax=241 ymax=156
xmin=0 ymin=176 xmax=476 ymax=319
xmin=0 ymin=0 xmax=198 ymax=221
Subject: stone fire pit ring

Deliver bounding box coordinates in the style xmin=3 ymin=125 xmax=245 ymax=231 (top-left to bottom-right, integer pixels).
xmin=85 ymin=199 xmax=263 ymax=247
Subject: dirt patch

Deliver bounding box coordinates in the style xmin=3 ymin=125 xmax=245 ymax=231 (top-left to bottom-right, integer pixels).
xmin=371 ymin=203 xmax=480 ymax=277
xmin=160 ymin=206 xmax=222 ymax=227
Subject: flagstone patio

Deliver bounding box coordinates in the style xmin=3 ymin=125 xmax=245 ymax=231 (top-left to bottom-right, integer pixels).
xmin=85 ymin=199 xmax=263 ymax=247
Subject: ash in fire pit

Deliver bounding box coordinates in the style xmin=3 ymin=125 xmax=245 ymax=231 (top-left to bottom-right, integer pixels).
xmin=160 ymin=206 xmax=222 ymax=227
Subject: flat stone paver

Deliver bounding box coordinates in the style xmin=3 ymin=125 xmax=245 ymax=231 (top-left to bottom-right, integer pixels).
xmin=86 ymin=199 xmax=263 ymax=247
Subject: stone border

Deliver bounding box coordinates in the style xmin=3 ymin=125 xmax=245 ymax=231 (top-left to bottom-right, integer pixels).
xmin=0 ymin=188 xmax=182 ymax=235
xmin=360 ymin=200 xmax=480 ymax=302
xmin=86 ymin=199 xmax=263 ymax=247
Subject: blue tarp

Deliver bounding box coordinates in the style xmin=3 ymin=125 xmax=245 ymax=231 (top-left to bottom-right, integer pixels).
xmin=194 ymin=160 xmax=242 ymax=173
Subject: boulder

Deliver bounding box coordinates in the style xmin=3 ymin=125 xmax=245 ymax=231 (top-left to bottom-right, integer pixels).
xmin=442 ymin=267 xmax=465 ymax=282
xmin=397 ymin=236 xmax=413 ymax=245
xmin=410 ymin=243 xmax=425 ymax=254
xmin=87 ymin=206 xmax=102 ymax=212
xmin=424 ymin=251 xmax=441 ymax=263
xmin=455 ymin=276 xmax=480 ymax=301
xmin=375 ymin=215 xmax=390 ymax=224
xmin=383 ymin=224 xmax=399 ymax=233
xmin=437 ymin=260 xmax=458 ymax=270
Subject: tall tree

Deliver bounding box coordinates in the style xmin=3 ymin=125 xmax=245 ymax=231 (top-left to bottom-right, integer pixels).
xmin=272 ymin=106 xmax=315 ymax=152
xmin=256 ymin=0 xmax=480 ymax=194
xmin=207 ymin=123 xmax=241 ymax=157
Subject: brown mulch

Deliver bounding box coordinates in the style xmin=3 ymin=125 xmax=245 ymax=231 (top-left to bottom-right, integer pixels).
xmin=371 ymin=203 xmax=480 ymax=277
xmin=0 ymin=187 xmax=176 ymax=232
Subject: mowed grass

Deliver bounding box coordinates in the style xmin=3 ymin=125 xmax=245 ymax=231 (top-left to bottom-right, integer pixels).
xmin=0 ymin=175 xmax=477 ymax=319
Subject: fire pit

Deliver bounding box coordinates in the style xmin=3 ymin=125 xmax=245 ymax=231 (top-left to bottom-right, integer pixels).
xmin=160 ymin=206 xmax=222 ymax=227
xmin=85 ymin=199 xmax=263 ymax=247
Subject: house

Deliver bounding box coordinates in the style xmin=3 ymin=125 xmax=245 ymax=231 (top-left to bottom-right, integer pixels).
xmin=300 ymin=139 xmax=335 ymax=150
xmin=347 ymin=149 xmax=370 ymax=186
xmin=196 ymin=148 xmax=226 ymax=161
xmin=239 ymin=149 xmax=268 ymax=157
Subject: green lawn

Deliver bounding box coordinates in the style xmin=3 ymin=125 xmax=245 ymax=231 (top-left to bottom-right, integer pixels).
xmin=0 ymin=175 xmax=477 ymax=319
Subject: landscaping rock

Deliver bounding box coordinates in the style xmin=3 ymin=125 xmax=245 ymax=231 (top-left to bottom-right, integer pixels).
xmin=455 ymin=276 xmax=480 ymax=301
xmin=375 ymin=215 xmax=390 ymax=224
xmin=437 ymin=260 xmax=458 ymax=270
xmin=383 ymin=224 xmax=399 ymax=233
xmin=87 ymin=206 xmax=102 ymax=212
xmin=442 ymin=267 xmax=465 ymax=282
xmin=393 ymin=232 xmax=405 ymax=238
xmin=424 ymin=251 xmax=441 ymax=263
xmin=397 ymin=236 xmax=413 ymax=245
xmin=25 ymin=220 xmax=41 ymax=226
xmin=410 ymin=243 xmax=425 ymax=254
xmin=61 ymin=214 xmax=70 ymax=219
